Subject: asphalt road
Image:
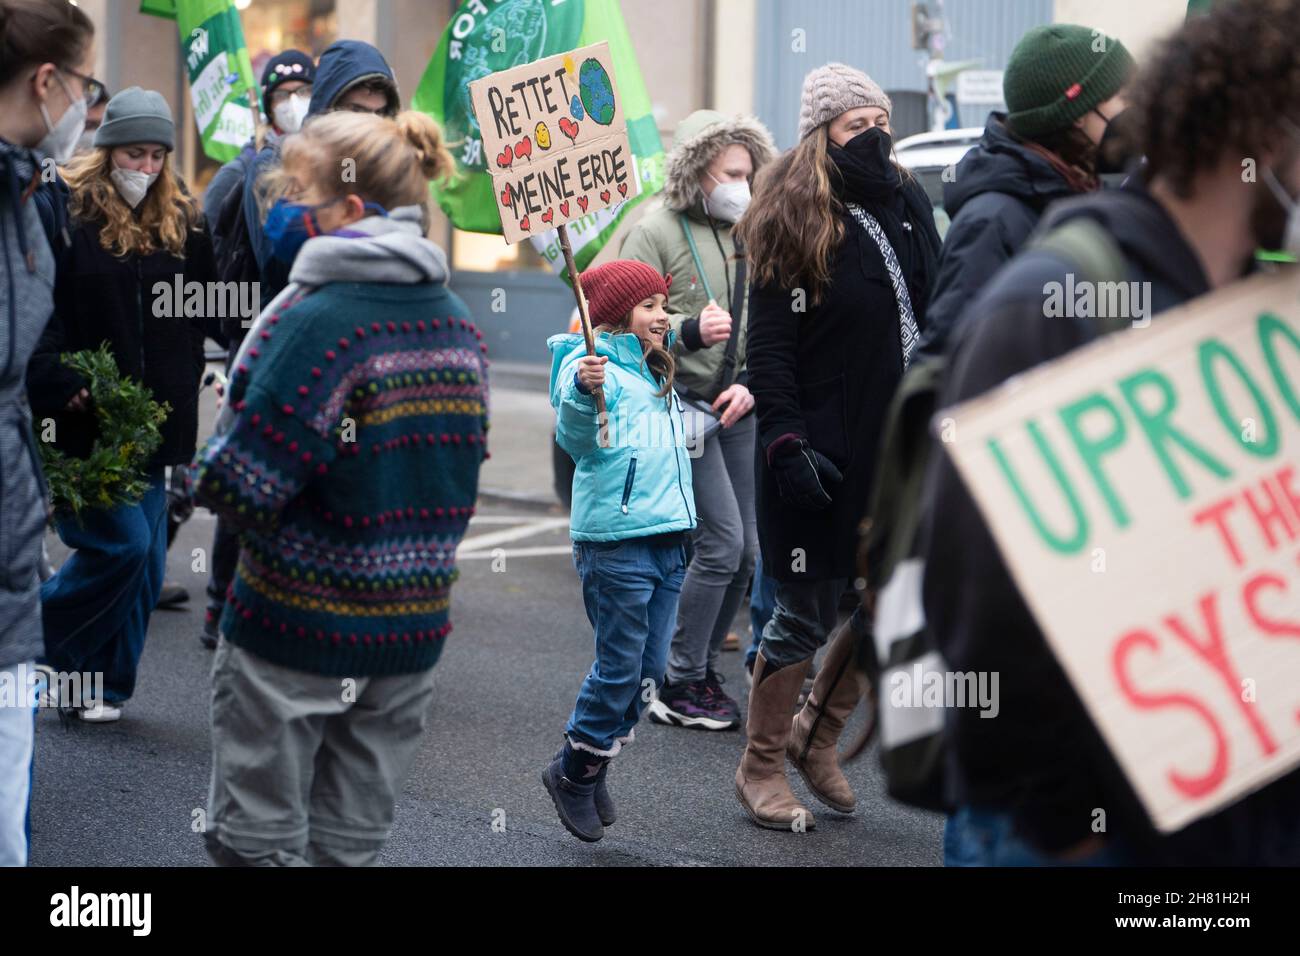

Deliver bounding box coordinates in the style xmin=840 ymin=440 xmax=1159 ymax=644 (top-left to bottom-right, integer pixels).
xmin=28 ymin=376 xmax=943 ymax=867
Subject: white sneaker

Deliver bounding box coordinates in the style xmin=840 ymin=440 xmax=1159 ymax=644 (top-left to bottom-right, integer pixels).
xmin=79 ymin=699 xmax=123 ymax=723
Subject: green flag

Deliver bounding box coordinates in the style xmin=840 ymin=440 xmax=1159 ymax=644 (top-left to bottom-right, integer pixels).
xmin=413 ymin=0 xmax=665 ymax=276
xmin=139 ymin=0 xmax=178 ymax=19
xmin=174 ymin=0 xmax=258 ymax=163
xmin=1186 ymin=0 xmax=1215 ymax=15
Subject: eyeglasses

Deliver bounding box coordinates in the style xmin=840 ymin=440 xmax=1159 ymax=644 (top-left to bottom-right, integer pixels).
xmin=59 ymin=65 xmax=108 ymax=108
xmin=268 ymin=86 xmax=312 ymax=107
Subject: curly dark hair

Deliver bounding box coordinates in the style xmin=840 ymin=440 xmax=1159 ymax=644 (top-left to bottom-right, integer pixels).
xmin=1132 ymin=0 xmax=1300 ymax=198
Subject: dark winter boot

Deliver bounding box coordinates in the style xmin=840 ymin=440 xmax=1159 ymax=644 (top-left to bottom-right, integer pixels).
xmin=549 ymin=745 xmax=615 ymax=826
xmin=542 ymin=740 xmax=608 ymax=842
xmin=593 ymin=760 xmax=616 ymax=827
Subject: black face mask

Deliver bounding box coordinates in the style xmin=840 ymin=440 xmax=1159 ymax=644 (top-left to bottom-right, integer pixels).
xmin=1096 ymin=107 xmax=1137 ymax=176
xmin=829 ymin=126 xmax=900 ymax=202
xmin=841 ymin=126 xmax=893 ymax=169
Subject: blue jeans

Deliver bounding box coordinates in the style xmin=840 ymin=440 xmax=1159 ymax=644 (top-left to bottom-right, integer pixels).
xmin=746 ymin=553 xmax=777 ymax=668
xmin=41 ymin=471 xmax=167 ymax=704
xmin=0 ymin=662 xmax=35 ymax=866
xmin=566 ymin=535 xmax=687 ymax=754
xmin=944 ymin=806 xmax=1135 ymax=867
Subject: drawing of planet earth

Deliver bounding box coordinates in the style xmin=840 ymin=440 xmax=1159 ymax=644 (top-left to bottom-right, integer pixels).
xmin=579 ymin=57 xmax=615 ymax=125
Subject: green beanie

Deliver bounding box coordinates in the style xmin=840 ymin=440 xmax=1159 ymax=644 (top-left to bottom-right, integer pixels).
xmin=1004 ymin=25 xmax=1134 ymax=140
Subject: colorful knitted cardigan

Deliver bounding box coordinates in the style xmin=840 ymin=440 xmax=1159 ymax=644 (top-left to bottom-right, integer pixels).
xmin=195 ymin=279 xmax=489 ymax=676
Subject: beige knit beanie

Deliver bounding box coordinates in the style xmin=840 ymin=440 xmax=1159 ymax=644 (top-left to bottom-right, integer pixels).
xmin=797 ymin=62 xmax=892 ymax=141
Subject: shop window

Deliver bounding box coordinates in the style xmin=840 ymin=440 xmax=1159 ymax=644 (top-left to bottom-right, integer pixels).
xmin=451 ymin=228 xmax=549 ymax=273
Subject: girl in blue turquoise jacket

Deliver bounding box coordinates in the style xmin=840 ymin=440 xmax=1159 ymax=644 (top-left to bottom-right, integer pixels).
xmin=542 ymin=259 xmax=696 ymax=842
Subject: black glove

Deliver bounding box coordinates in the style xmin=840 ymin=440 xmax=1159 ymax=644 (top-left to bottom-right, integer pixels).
xmin=770 ymin=438 xmax=842 ymax=511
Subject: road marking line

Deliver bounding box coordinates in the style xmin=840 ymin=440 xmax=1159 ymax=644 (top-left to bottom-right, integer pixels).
xmin=458 ymin=545 xmax=574 ymax=560
xmin=467 ymin=515 xmax=552 ymax=525
xmin=457 ymin=517 xmax=570 ymax=554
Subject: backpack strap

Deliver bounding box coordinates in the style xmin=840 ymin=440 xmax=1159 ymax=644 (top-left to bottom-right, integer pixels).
xmin=860 ymin=356 xmax=947 ymax=591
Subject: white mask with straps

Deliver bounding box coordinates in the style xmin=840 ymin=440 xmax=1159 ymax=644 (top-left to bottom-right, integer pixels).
xmin=704 ymin=173 xmax=751 ymax=224
xmin=110 ymin=165 xmax=160 ymax=209
xmin=37 ymin=71 xmax=88 ymax=164
xmin=272 ymin=92 xmax=311 ymax=134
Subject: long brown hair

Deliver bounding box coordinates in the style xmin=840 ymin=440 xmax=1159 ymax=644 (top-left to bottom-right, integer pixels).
xmin=594 ymin=314 xmax=676 ymax=399
xmin=62 ymin=148 xmax=200 ymax=258
xmin=735 ymin=126 xmax=844 ymax=307
xmin=736 ymin=122 xmax=916 ymax=307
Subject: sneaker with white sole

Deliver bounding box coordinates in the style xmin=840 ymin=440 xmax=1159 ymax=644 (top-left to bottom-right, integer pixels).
xmin=79 ymin=699 xmax=123 ymax=723
xmin=648 ymin=678 xmax=740 ymax=731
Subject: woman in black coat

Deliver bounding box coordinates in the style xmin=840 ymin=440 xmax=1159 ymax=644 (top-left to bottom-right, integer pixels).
xmin=732 ymin=63 xmax=940 ymax=831
xmin=27 ymin=88 xmax=214 ymax=722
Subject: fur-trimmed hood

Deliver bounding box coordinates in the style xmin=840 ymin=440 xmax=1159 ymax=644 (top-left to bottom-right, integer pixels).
xmin=662 ymin=110 xmax=777 ymax=212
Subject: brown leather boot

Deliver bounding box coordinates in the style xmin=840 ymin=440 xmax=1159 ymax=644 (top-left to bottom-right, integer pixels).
xmin=788 ymin=619 xmax=864 ymax=813
xmin=735 ymin=653 xmax=816 ymax=832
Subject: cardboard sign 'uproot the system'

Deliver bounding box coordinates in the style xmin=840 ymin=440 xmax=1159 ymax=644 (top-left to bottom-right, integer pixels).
xmin=939 ymin=268 xmax=1300 ymax=834
xmin=469 ymin=41 xmax=639 ymax=244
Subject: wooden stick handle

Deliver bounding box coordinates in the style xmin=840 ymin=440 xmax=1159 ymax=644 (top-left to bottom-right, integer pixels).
xmin=557 ymin=225 xmax=609 ymax=446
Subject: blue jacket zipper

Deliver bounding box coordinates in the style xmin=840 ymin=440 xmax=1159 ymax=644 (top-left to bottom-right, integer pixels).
xmin=620 ymin=456 xmax=637 ymax=514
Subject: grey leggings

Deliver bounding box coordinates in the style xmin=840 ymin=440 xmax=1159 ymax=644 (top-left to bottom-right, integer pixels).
xmin=666 ymin=413 xmax=758 ymax=684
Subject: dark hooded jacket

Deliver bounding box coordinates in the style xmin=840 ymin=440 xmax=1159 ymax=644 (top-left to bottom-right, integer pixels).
xmin=750 ymin=135 xmax=941 ymax=583
xmin=918 ymin=113 xmax=1082 ymax=359
xmin=920 ymin=179 xmax=1300 ymax=864
xmin=243 ymin=40 xmax=399 ymax=300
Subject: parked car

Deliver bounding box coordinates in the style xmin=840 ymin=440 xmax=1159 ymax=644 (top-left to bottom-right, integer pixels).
xmin=894 ymin=127 xmax=982 ymax=239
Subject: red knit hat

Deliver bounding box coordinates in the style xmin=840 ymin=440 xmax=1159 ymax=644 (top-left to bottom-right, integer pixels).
xmin=580 ymin=260 xmax=672 ymax=329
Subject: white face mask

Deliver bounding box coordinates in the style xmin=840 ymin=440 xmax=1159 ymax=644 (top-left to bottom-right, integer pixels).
xmin=704 ymin=174 xmax=751 ymax=223
xmin=110 ymin=165 xmax=160 ymax=209
xmin=37 ymin=71 xmax=88 ymax=164
xmin=272 ymin=92 xmax=311 ymax=134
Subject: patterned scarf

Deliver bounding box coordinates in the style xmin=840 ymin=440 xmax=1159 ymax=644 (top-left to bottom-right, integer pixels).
xmin=845 ymin=202 xmax=921 ymax=370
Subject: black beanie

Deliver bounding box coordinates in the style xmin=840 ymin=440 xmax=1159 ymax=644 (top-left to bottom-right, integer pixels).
xmin=260 ymin=50 xmax=315 ymax=116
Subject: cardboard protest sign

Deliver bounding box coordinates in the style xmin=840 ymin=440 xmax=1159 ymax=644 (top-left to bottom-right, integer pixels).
xmin=468 ymin=41 xmax=639 ymax=244
xmin=938 ymin=268 xmax=1300 ymax=833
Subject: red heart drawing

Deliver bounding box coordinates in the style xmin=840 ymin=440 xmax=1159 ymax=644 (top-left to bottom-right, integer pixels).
xmin=516 ymin=135 xmax=532 ymax=160
xmin=558 ymin=117 xmax=579 ymax=142
xmin=576 ymin=195 xmax=589 ymax=213
xmin=617 ymin=182 xmax=628 ymax=198
xmin=559 ymin=200 xmax=570 ymax=217
xmin=519 ymin=214 xmax=531 ymax=231
xmin=600 ymin=189 xmax=611 ymax=204
xmin=541 ymin=207 xmax=554 ymax=224
xmin=495 ymin=145 xmax=513 ymax=169
xmin=499 ymin=185 xmax=512 ymax=207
